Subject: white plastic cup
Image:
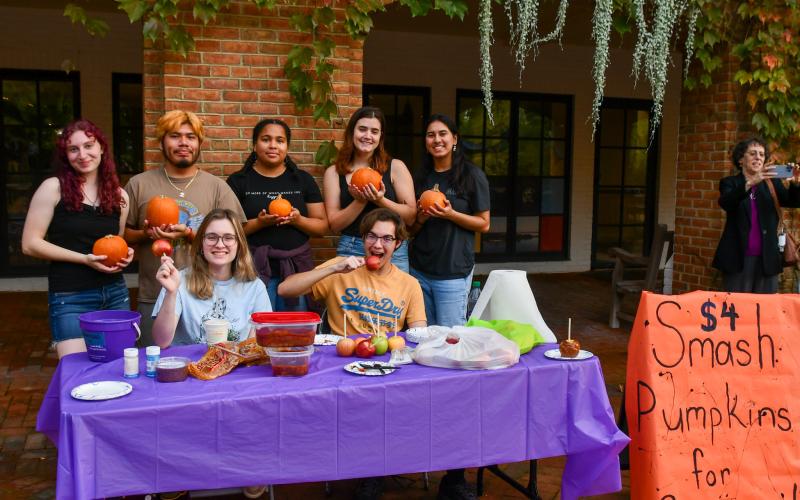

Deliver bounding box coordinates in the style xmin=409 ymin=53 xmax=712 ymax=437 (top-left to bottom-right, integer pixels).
xmin=203 ymin=318 xmax=229 ymax=345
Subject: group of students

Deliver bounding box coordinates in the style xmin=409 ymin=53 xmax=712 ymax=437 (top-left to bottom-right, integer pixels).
xmin=22 ymin=106 xmax=489 ymax=499
xmin=22 ymin=106 xmax=490 ymax=359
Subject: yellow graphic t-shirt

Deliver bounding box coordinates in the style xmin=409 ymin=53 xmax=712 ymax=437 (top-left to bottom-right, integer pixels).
xmin=311 ymin=257 xmax=426 ymax=335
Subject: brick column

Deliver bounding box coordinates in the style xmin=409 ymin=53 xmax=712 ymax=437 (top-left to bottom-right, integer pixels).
xmin=141 ymin=0 xmax=363 ymax=262
xmin=672 ymin=53 xmax=742 ymax=293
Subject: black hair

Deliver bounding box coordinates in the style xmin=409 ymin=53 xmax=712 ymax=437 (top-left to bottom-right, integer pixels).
xmin=415 ymin=114 xmax=474 ymax=196
xmin=731 ymin=136 xmax=769 ymax=171
xmin=240 ymin=118 xmax=299 ymax=179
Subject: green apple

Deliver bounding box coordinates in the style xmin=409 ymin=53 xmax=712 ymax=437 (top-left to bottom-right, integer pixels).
xmin=371 ymin=335 xmax=389 ymax=356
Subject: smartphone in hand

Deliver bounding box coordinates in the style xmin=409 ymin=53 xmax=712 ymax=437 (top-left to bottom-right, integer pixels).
xmin=773 ymin=165 xmax=795 ymax=179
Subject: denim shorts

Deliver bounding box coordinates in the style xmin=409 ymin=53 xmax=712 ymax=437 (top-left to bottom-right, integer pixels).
xmin=410 ymin=268 xmax=473 ymax=327
xmin=337 ymin=234 xmax=410 ymax=273
xmin=48 ymin=280 xmax=131 ymax=343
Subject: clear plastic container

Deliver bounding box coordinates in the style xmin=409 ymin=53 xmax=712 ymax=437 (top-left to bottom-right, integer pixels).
xmin=251 ymin=312 xmax=321 ymax=347
xmin=155 ymin=357 xmax=190 ymax=383
xmin=267 ymin=346 xmax=314 ymax=377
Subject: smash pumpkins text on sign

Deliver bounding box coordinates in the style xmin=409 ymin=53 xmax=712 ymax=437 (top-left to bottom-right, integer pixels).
xmin=625 ymin=291 xmax=800 ymax=499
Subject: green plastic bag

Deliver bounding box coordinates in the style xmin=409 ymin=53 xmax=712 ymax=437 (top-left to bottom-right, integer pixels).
xmin=465 ymin=318 xmax=545 ymax=354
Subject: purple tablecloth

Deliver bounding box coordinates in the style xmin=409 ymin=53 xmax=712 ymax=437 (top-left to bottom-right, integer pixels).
xmin=37 ymin=343 xmax=628 ymax=499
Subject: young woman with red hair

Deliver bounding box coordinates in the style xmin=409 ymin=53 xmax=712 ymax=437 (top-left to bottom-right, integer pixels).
xmin=22 ymin=119 xmax=134 ymax=358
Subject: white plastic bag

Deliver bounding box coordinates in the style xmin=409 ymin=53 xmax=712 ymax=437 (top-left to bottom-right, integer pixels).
xmin=411 ymin=326 xmax=520 ymax=370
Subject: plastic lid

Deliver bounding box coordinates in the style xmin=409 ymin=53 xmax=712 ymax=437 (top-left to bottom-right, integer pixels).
xmin=124 ymin=348 xmax=138 ymax=357
xmin=146 ymin=346 xmax=160 ymax=355
xmin=251 ymin=312 xmax=321 ymax=325
xmin=156 ymin=356 xmax=189 ymax=368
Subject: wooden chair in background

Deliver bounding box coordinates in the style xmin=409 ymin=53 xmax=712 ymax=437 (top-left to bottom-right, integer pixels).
xmin=608 ymin=224 xmax=675 ymax=328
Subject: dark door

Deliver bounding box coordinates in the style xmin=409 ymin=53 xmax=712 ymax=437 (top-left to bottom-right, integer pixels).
xmin=592 ymin=99 xmax=659 ymax=267
xmin=0 ymin=69 xmax=80 ymax=276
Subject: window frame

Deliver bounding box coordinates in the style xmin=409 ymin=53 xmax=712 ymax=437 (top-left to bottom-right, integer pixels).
xmin=362 ymin=84 xmax=431 ymax=170
xmin=0 ymin=68 xmax=81 ymax=276
xmin=456 ymin=89 xmax=574 ymax=263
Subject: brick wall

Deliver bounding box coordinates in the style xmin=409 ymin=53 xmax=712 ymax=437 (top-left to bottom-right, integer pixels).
xmin=673 ymin=51 xmax=799 ymax=293
xmin=673 ymin=53 xmax=741 ymax=293
xmin=142 ymin=1 xmax=363 ymax=261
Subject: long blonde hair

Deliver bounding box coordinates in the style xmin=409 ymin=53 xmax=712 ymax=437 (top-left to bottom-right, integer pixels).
xmin=187 ymin=209 xmax=256 ymax=299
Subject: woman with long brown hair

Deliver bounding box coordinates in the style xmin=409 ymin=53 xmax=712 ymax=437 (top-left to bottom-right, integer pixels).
xmin=22 ymin=119 xmax=134 ymax=358
xmin=323 ymin=106 xmax=416 ymax=271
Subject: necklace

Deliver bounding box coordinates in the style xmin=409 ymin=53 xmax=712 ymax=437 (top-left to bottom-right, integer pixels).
xmin=164 ymin=167 xmax=200 ymax=198
xmin=82 ymin=188 xmax=98 ymax=207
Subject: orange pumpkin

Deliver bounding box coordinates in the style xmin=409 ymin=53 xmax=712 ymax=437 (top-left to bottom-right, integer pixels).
xmin=268 ymin=194 xmax=293 ymax=217
xmin=350 ymin=168 xmax=382 ymax=191
xmin=419 ymin=184 xmax=447 ymax=211
xmin=92 ymin=235 xmax=129 ymax=266
xmin=146 ymin=195 xmax=180 ymax=227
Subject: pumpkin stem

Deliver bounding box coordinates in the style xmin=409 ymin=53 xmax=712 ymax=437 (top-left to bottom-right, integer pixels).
xmin=433 ymin=184 xmax=440 ymax=192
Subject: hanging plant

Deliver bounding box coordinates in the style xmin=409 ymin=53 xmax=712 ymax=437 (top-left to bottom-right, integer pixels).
xmin=479 ymin=0 xmax=495 ymax=124
xmin=535 ymin=0 xmax=569 ymax=46
xmin=590 ymin=0 xmax=614 ymax=137
xmin=504 ymin=0 xmax=540 ymax=80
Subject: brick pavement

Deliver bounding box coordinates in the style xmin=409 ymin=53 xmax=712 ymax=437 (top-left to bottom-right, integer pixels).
xmin=0 ymin=273 xmax=630 ymax=499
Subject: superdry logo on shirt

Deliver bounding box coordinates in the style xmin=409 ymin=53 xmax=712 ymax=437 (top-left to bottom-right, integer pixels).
xmin=339 ymin=287 xmax=404 ymax=319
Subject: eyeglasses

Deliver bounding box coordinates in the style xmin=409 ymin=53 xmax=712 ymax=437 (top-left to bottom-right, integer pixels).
xmin=203 ymin=233 xmax=237 ymax=246
xmin=364 ymin=232 xmax=397 ymax=244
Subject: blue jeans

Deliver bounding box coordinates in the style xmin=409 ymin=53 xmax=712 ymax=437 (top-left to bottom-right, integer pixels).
xmin=410 ymin=268 xmax=473 ymax=327
xmin=337 ymin=234 xmax=409 ymax=273
xmin=48 ymin=280 xmax=131 ymax=343
xmin=267 ymin=277 xmax=307 ymax=312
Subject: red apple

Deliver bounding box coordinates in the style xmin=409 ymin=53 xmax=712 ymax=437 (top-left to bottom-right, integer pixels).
xmin=355 ymin=339 xmax=376 ymax=358
xmin=365 ymin=255 xmax=381 ymax=271
xmin=336 ymin=338 xmax=356 ymax=357
xmin=151 ymin=239 xmax=174 ymax=257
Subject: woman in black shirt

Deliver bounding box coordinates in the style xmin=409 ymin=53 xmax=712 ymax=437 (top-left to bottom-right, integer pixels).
xmin=22 ymin=119 xmax=133 ymax=358
xmin=410 ymin=114 xmax=491 ymax=327
xmin=323 ymin=107 xmax=416 ymax=271
xmin=227 ymin=119 xmax=328 ymax=311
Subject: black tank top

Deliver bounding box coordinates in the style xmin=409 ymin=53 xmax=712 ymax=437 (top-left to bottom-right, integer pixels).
xmin=338 ymin=162 xmax=398 ymax=236
xmin=48 ymin=201 xmax=125 ymax=293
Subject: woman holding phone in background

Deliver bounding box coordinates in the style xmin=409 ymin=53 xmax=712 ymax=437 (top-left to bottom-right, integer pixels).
xmin=712 ymin=137 xmax=800 ymax=293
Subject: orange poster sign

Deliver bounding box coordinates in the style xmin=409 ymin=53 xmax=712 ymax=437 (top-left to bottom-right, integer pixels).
xmin=626 ymin=291 xmax=800 ymax=499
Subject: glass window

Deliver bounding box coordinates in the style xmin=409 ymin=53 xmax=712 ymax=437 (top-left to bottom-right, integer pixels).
xmin=112 ymin=74 xmax=143 ymax=185
xmin=1 ymin=70 xmax=80 ymax=276
xmin=363 ymin=85 xmax=430 ymax=172
xmin=457 ymin=91 xmax=572 ymax=261
xmin=592 ymin=100 xmax=658 ymax=268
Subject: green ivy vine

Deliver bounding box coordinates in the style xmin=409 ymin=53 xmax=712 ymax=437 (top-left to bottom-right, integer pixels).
xmin=65 ymin=0 xmax=800 ymax=162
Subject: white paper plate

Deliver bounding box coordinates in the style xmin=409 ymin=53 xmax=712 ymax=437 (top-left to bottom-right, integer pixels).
xmin=70 ymin=381 xmax=133 ymax=401
xmin=544 ymin=348 xmax=594 ymax=361
xmin=314 ymin=334 xmax=341 ymax=346
xmin=343 ymin=361 xmax=397 ymax=376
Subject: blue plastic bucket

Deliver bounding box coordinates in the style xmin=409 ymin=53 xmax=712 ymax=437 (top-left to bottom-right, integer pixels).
xmin=79 ymin=310 xmax=142 ymax=362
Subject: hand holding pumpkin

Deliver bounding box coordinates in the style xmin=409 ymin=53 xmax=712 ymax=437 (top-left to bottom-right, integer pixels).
xmin=359 ymin=181 xmax=386 ymax=203
xmin=423 ymin=197 xmax=453 ymax=219
xmin=88 ymin=235 xmax=133 ymax=273
xmin=275 ymin=208 xmax=300 ymax=226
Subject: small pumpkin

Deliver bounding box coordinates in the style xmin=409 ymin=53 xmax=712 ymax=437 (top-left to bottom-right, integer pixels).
xmin=350 ymin=168 xmax=382 ymax=191
xmin=268 ymin=194 xmax=293 ymax=217
xmin=419 ymin=184 xmax=447 ymax=211
xmin=92 ymin=235 xmax=129 ymax=266
xmin=146 ymin=195 xmax=180 ymax=227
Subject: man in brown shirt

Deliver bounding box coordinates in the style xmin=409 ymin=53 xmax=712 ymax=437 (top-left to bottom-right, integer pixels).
xmin=124 ymin=110 xmax=246 ymax=346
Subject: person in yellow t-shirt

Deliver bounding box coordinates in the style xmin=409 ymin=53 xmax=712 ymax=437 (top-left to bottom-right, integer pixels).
xmin=278 ymin=208 xmax=426 ymax=335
